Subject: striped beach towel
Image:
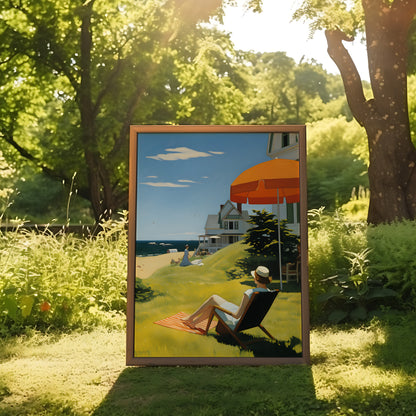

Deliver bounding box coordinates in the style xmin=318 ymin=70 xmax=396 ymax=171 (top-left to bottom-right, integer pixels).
xmin=154 ymin=311 xmax=216 ymax=335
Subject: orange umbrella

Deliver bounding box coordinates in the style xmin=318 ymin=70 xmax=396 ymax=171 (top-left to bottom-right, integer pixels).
xmin=231 ymin=179 xmax=299 ymax=204
xmin=230 ymin=159 xmax=299 ymax=203
xmin=230 ymin=158 xmax=300 ymax=290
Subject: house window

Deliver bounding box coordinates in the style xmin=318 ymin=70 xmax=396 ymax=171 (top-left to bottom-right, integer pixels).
xmin=287 ymin=203 xmax=299 ymax=224
xmin=282 ymin=133 xmax=290 ymax=148
xmin=268 ymin=134 xmax=274 ymax=154
xmin=224 ymin=220 xmax=239 ymax=230
xmin=287 ymin=203 xmax=294 ymax=223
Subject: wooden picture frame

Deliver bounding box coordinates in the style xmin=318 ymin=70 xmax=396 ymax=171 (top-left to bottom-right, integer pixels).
xmin=127 ymin=125 xmax=309 ymax=365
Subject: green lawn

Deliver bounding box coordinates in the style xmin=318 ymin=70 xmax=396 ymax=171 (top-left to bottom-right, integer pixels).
xmin=134 ymin=242 xmax=302 ymax=358
xmin=1 ymin=313 xmax=415 ymax=415
xmin=1 ymin=243 xmax=415 ymax=415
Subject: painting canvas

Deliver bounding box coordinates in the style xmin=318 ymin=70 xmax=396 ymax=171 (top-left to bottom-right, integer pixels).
xmin=127 ymin=125 xmax=309 ymax=365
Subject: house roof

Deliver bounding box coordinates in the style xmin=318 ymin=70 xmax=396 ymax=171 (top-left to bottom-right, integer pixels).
xmin=204 ymin=200 xmax=249 ymax=232
xmin=205 ymin=214 xmax=220 ymax=231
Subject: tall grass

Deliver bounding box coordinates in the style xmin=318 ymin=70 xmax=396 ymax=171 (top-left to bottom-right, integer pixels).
xmin=0 ymin=213 xmax=128 ymax=335
xmin=2 ymin=204 xmax=416 ymax=335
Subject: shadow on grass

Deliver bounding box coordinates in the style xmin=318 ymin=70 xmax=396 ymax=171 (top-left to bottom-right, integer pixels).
xmin=369 ymin=312 xmax=416 ymax=376
xmin=92 ymin=365 xmax=328 ymax=416
xmin=210 ymin=332 xmax=302 ymax=358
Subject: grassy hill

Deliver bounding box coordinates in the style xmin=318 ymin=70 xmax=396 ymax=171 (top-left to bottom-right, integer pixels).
xmin=134 ymin=242 xmax=302 ymax=358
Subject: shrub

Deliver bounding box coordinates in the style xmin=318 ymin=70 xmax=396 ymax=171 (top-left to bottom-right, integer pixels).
xmin=367 ymin=220 xmax=416 ymax=309
xmin=0 ymin=213 xmax=129 ymax=335
xmin=308 ymin=207 xmax=368 ymax=320
xmin=308 ymin=210 xmax=416 ymax=323
xmin=341 ymin=186 xmax=370 ymax=222
xmin=316 ymin=248 xmax=398 ymax=323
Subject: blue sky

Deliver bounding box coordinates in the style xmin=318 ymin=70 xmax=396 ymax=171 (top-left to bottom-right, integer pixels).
xmin=136 ymin=132 xmax=274 ymax=240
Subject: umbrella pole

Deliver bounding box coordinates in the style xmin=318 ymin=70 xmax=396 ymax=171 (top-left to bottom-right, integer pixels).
xmin=277 ymin=188 xmax=283 ymax=291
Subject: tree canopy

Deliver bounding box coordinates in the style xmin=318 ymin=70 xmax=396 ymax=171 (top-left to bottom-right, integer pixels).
xmin=0 ymin=0 xmax=230 ymax=221
xmin=3 ymin=0 xmax=416 ymax=224
xmin=307 ymin=117 xmax=368 ymax=210
xmin=294 ymin=0 xmax=416 ymax=224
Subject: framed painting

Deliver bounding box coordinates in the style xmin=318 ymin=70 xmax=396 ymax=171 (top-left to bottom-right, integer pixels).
xmin=127 ymin=125 xmax=309 ymax=365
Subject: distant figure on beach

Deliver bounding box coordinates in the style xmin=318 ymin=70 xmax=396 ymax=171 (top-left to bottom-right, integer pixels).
xmin=179 ymin=244 xmax=192 ymax=267
xmin=181 ymin=266 xmax=272 ymax=333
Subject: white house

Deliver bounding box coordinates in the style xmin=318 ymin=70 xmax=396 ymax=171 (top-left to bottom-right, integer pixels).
xmin=197 ymin=200 xmax=250 ymax=254
xmin=267 ymin=132 xmax=300 ymax=235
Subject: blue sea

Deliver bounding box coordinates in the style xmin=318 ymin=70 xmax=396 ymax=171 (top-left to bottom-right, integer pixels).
xmin=135 ymin=240 xmax=199 ymax=257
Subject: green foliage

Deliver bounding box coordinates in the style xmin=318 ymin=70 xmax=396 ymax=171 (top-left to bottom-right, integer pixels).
xmin=307 ymin=116 xmax=369 ymax=210
xmin=242 ymin=52 xmax=349 ymax=124
xmin=367 ymin=220 xmax=416 ymax=309
xmin=8 ymin=167 xmax=93 ymax=224
xmin=0 ymin=212 xmax=130 ymax=335
xmin=1 ymin=0 xmax=369 ymax=222
xmin=174 ymin=29 xmax=247 ymax=124
xmin=407 ymin=15 xmax=416 ymax=75
xmin=232 ymin=209 xmax=299 ymax=280
xmin=293 ymin=0 xmax=365 ymax=37
xmin=309 ymin=209 xmax=416 ymax=322
xmin=0 ymin=150 xmax=16 ymax=214
xmin=0 ymin=0 xmax=233 ymax=220
xmin=134 ymin=279 xmax=156 ymax=303
xmin=244 ymin=209 xmax=299 ymax=261
xmin=408 ymin=75 xmax=416 ymax=146
xmin=316 ymin=248 xmax=398 ymax=324
xmin=340 ymin=185 xmax=370 ymax=221
xmin=308 ymin=207 xmax=369 ymax=320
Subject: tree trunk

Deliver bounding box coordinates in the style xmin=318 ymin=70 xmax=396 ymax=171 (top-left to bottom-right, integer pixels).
xmin=325 ymin=0 xmax=416 ymax=224
xmin=79 ymin=0 xmax=115 ymax=222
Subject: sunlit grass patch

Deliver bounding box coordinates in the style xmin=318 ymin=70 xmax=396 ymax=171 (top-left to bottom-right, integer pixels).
xmin=0 ymin=316 xmax=415 ymax=415
xmin=311 ymin=318 xmax=416 ymax=411
xmin=0 ymin=329 xmax=125 ymax=415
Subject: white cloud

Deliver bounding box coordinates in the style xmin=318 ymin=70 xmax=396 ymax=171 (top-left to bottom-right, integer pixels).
xmin=140 ymin=182 xmax=189 ymax=188
xmin=147 ymin=147 xmax=212 ymax=161
xmin=178 ymin=179 xmax=197 ymax=183
xmin=146 ymin=175 xmax=158 ymax=178
xmin=209 ymin=151 xmax=224 ymax=155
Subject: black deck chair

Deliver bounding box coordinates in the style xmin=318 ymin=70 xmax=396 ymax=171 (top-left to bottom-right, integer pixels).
xmin=207 ymin=290 xmax=279 ymax=349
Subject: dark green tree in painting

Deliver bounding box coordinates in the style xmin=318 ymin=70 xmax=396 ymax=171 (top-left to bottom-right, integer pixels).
xmin=239 ymin=209 xmax=299 ymax=279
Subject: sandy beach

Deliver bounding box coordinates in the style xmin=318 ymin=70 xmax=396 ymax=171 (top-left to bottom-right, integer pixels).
xmin=136 ymin=251 xmax=194 ymax=279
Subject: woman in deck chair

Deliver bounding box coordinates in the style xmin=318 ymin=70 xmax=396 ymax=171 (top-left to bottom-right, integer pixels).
xmin=181 ymin=266 xmax=272 ymax=333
